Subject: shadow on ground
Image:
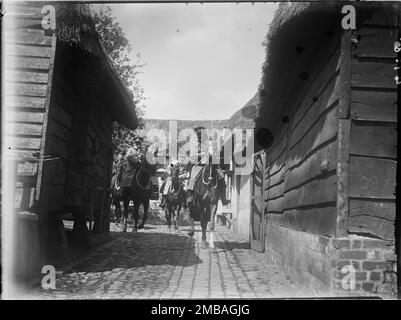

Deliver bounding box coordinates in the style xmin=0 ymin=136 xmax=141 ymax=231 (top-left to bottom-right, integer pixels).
xmin=54 ymin=229 xmax=202 ymax=274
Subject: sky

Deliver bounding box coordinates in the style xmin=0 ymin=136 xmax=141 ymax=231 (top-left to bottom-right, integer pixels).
xmin=93 ymin=3 xmax=278 ymax=120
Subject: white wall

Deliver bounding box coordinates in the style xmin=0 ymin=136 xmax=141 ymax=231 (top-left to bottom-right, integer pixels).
xmin=232 ymin=173 xmax=250 ymax=241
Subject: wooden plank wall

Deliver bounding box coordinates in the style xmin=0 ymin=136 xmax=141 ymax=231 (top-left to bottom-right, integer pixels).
xmin=265 ymin=40 xmax=341 ymax=237
xmin=39 ymin=45 xmax=73 ymax=213
xmin=41 ymin=45 xmax=113 ymax=219
xmin=347 ymin=6 xmax=398 ymax=240
xmin=4 ymin=3 xmax=54 ymax=212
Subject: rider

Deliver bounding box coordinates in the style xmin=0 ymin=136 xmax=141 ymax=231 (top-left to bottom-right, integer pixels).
xmin=120 ymin=136 xmax=146 ymax=188
xmin=185 ymin=129 xmax=230 ymax=207
xmin=112 ymin=153 xmax=124 ymax=176
xmin=111 ymin=152 xmax=125 ymax=190
xmin=159 ymin=159 xmax=189 ymax=209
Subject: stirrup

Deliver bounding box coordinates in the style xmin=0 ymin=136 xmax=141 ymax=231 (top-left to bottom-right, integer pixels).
xmin=221 ymin=199 xmax=231 ymax=206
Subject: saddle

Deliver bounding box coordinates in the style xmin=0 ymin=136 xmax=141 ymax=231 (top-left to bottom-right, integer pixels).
xmin=189 ymin=164 xmax=223 ymax=189
xmin=120 ymin=169 xmax=135 ymax=188
xmin=120 ymin=166 xmax=151 ymax=189
xmin=187 ymin=165 xmax=204 ymax=189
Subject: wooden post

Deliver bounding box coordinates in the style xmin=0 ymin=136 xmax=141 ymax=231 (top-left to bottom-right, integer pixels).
xmin=336 ymin=29 xmax=352 ymax=238
xmin=261 ymin=150 xmax=266 ymax=252
xmin=249 ymin=150 xmax=266 ymax=252
xmin=35 ymin=33 xmax=57 ymax=204
xmin=2 ymin=157 xmax=21 ymax=296
xmin=395 ymin=1 xmax=401 ymax=299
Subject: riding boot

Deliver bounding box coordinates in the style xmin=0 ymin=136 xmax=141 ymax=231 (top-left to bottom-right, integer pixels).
xmin=159 ymin=195 xmax=166 ymax=209
xmin=187 ymin=190 xmax=194 ymax=207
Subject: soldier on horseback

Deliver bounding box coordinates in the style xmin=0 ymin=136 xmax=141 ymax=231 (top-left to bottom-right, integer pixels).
xmin=159 ymin=159 xmax=189 ymax=209
xmin=183 ymin=127 xmax=231 ymax=244
xmin=120 ymin=136 xmax=146 ymax=189
xmin=110 ymin=153 xmax=125 ymax=222
xmin=186 ymin=128 xmax=230 ymax=208
xmin=119 ymin=135 xmax=157 ymax=232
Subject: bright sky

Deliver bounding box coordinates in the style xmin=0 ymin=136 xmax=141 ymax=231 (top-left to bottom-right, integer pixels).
xmin=94 ymin=3 xmax=278 ymax=120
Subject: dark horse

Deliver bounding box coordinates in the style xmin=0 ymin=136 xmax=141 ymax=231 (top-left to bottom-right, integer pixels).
xmin=188 ymin=162 xmax=225 ymax=248
xmin=110 ymin=164 xmax=124 ymax=223
xmin=121 ymin=164 xmax=155 ymax=232
xmin=165 ymin=165 xmax=187 ymax=231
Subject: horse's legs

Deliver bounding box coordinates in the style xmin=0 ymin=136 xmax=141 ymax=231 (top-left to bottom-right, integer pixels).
xmin=140 ymin=200 xmax=149 ymax=229
xmin=133 ymin=201 xmax=140 ymax=232
xmin=208 ymin=203 xmax=218 ymax=248
xmin=115 ymin=198 xmax=122 ymax=222
xmin=188 ymin=217 xmax=195 ymax=236
xmin=199 ymin=206 xmax=208 ymax=248
xmin=165 ymin=207 xmax=171 ymax=229
xmin=122 ymin=195 xmax=130 ymax=232
xmin=175 ymin=204 xmax=181 ymax=231
xmin=170 ymin=206 xmax=175 ymax=230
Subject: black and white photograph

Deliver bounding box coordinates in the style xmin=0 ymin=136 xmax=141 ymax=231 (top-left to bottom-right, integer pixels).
xmin=1 ymin=0 xmax=400 ymax=305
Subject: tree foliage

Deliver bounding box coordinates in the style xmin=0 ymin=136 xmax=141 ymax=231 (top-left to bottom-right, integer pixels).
xmin=92 ymin=6 xmax=145 ymax=158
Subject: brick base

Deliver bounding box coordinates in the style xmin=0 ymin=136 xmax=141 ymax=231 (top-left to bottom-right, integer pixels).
xmin=264 ymin=224 xmax=397 ymax=296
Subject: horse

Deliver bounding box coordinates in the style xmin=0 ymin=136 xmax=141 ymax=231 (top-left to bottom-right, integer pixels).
xmin=121 ymin=163 xmax=155 ymax=232
xmin=165 ymin=165 xmax=187 ymax=231
xmin=188 ymin=162 xmax=225 ymax=248
xmin=110 ymin=163 xmax=124 ymax=223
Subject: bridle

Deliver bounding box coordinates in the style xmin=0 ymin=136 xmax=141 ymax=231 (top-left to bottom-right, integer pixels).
xmin=135 ymin=168 xmax=151 ymax=191
xmin=171 ymin=179 xmax=182 ymax=197
xmin=201 ymin=164 xmax=218 ymax=189
xmin=170 ymin=167 xmax=182 ymax=196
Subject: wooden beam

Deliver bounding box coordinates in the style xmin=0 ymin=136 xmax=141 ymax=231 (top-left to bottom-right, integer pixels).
xmin=35 ymin=34 xmax=57 ymax=205
xmin=396 ymin=1 xmax=401 ymax=299
xmin=336 ymin=30 xmax=352 ymax=237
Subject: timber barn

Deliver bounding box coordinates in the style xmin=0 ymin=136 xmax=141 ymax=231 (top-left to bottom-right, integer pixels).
xmin=4 ymin=2 xmax=138 ymax=279
xmin=249 ymin=2 xmax=399 ymax=295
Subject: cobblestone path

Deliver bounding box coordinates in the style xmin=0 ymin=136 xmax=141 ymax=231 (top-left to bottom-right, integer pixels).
xmin=33 ymin=219 xmax=301 ymax=299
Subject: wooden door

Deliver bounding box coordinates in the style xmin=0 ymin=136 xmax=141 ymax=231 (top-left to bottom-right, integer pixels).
xmin=250 ymin=150 xmax=265 ymax=252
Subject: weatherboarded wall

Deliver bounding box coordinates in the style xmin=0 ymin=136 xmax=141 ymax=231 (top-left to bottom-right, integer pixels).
xmin=40 ymin=42 xmax=114 ymax=235
xmin=3 ymin=4 xmax=56 ymax=278
xmin=262 ymin=32 xmax=342 ymax=294
xmin=4 ymin=5 xmax=55 ymax=214
xmin=347 ymin=7 xmax=397 ymax=241
xmin=265 ymin=33 xmax=341 ymax=238
xmin=262 ymin=4 xmax=398 ymax=295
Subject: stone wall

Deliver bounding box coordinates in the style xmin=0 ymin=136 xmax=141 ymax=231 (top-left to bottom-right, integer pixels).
xmin=265 ymin=224 xmax=397 ymax=296
xmin=331 ymin=237 xmax=397 ymax=295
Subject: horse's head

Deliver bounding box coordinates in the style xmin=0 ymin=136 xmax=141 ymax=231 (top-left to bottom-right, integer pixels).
xmin=170 ymin=164 xmax=181 ymax=182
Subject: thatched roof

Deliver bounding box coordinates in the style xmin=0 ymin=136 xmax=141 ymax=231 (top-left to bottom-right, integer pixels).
xmin=225 ymin=92 xmax=260 ymax=130
xmin=255 ymin=1 xmax=399 ymax=140
xmin=139 ymin=91 xmax=260 ymax=141
xmin=255 ymin=1 xmax=341 ymax=137
xmin=54 ymin=3 xmax=138 ymax=129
